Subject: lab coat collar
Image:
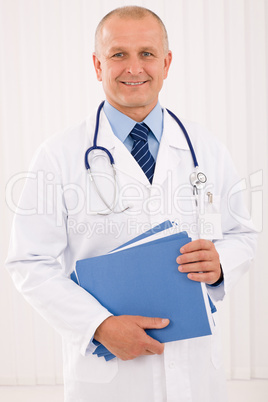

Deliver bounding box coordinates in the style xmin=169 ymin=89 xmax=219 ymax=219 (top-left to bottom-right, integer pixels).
xmin=152 ymin=109 xmax=190 ymax=186
xmin=95 ymin=110 xmax=149 ymax=186
xmin=92 ymin=108 xmax=190 ymax=187
xmin=103 ymin=100 xmax=163 ymax=144
xmin=162 ymin=108 xmax=189 ymax=150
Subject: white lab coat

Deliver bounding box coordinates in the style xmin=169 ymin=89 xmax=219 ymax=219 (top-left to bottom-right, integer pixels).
xmin=6 ymin=108 xmax=257 ymax=402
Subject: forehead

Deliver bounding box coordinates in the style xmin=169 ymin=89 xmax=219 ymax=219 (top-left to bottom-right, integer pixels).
xmin=100 ymin=15 xmax=164 ymax=52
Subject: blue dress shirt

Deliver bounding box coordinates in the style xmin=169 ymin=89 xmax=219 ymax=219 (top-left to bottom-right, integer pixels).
xmin=103 ymin=101 xmax=163 ymax=161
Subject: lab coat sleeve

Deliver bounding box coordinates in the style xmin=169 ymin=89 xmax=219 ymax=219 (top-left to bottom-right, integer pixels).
xmin=206 ymin=145 xmax=258 ymax=302
xmin=5 ymin=144 xmax=112 ymax=356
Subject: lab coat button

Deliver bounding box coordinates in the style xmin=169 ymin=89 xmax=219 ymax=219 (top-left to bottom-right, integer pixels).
xmin=169 ymin=361 xmax=175 ymax=369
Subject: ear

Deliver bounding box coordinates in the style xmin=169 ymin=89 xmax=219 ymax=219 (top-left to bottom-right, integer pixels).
xmin=93 ymin=53 xmax=102 ymax=82
xmin=163 ymin=51 xmax=172 ymax=80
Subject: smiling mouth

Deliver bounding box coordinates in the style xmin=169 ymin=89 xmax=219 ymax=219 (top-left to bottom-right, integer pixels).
xmin=122 ymin=81 xmax=147 ymax=86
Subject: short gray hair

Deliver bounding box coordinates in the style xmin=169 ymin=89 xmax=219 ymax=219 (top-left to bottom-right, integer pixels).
xmin=95 ymin=6 xmax=169 ymax=55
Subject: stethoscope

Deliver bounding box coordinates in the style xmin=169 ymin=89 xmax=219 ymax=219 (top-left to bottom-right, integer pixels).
xmin=85 ymin=101 xmax=207 ymax=215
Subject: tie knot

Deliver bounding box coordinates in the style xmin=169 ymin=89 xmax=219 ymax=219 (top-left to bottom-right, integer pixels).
xmin=129 ymin=123 xmax=149 ymax=142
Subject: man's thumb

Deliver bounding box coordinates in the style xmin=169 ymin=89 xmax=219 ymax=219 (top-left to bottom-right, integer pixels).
xmin=137 ymin=316 xmax=170 ymax=329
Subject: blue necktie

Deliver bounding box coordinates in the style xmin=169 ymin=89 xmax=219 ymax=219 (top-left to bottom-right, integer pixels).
xmin=129 ymin=123 xmax=156 ymax=184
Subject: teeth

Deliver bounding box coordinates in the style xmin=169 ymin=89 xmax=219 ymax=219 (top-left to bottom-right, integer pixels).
xmin=124 ymin=82 xmax=145 ymax=86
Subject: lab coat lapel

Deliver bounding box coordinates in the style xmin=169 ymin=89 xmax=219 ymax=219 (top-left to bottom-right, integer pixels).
xmin=153 ymin=109 xmax=190 ymax=186
xmin=96 ymin=109 xmax=190 ymax=187
xmin=97 ymin=111 xmax=150 ymax=187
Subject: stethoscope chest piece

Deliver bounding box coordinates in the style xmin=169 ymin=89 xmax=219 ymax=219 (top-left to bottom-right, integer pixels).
xmin=190 ymin=170 xmax=207 ymax=192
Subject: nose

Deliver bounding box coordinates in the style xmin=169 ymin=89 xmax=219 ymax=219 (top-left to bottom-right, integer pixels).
xmin=126 ymin=56 xmax=143 ymax=75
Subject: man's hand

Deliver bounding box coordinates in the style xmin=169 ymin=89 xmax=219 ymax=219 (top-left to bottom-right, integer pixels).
xmin=176 ymin=239 xmax=222 ymax=285
xmin=94 ymin=315 xmax=170 ymax=361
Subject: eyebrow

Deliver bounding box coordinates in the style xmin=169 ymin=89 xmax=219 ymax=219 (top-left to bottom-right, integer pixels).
xmin=109 ymin=47 xmax=125 ymax=54
xmin=108 ymin=46 xmax=158 ymax=55
xmin=139 ymin=46 xmax=158 ymax=53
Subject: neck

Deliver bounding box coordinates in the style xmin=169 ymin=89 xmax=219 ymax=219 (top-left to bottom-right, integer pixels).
xmin=107 ymin=100 xmax=158 ymax=122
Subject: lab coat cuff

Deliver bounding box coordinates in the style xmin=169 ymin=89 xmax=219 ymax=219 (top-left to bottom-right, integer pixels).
xmin=80 ymin=311 xmax=113 ymax=356
xmin=206 ymin=280 xmax=225 ymax=303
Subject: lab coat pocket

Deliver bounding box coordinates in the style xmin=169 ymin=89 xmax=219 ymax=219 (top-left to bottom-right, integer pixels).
xmin=198 ymin=195 xmax=223 ymax=240
xmin=210 ymin=311 xmax=224 ymax=370
xmin=67 ymin=344 xmax=118 ymax=384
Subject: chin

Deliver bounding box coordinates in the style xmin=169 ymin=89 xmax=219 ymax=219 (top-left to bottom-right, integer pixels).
xmin=120 ymin=97 xmax=154 ymax=109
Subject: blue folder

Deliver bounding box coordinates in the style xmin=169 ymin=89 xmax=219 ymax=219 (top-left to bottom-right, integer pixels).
xmin=73 ymin=226 xmax=212 ymax=360
xmin=111 ymin=219 xmax=173 ymax=251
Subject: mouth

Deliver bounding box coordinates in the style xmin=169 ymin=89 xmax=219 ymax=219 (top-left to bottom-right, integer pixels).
xmin=121 ymin=81 xmax=147 ymax=86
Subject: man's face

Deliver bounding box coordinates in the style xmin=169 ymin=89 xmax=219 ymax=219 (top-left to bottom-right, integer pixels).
xmin=93 ymin=15 xmax=172 ymax=120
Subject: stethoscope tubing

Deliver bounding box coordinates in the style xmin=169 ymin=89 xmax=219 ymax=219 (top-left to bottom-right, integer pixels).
xmin=166 ymin=108 xmax=198 ymax=168
xmin=84 ymin=101 xmax=207 ymax=214
xmin=85 ymin=101 xmax=199 ymax=171
xmin=84 ymin=101 xmax=115 ymax=170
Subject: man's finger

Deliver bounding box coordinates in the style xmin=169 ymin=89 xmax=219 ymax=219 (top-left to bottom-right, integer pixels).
xmin=179 ymin=262 xmax=211 ymax=273
xmin=176 ymin=250 xmax=211 ymax=265
xmin=180 ymin=239 xmax=212 ymax=254
xmin=143 ymin=334 xmax=165 ymax=355
xmin=146 ymin=342 xmax=165 ymax=355
xmin=137 ymin=316 xmax=170 ymax=330
xmin=187 ymin=271 xmax=218 ymax=284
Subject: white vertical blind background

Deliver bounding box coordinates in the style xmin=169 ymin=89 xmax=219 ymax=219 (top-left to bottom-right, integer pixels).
xmin=0 ymin=0 xmax=267 ymax=385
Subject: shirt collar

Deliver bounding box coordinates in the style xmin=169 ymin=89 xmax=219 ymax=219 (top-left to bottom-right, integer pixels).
xmin=103 ymin=101 xmax=163 ymax=143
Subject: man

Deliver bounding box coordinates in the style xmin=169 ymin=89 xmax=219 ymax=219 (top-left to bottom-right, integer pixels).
xmin=6 ymin=6 xmax=256 ymax=402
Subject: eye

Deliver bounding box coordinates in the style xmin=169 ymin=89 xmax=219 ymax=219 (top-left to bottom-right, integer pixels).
xmin=142 ymin=52 xmax=153 ymax=57
xmin=112 ymin=52 xmax=124 ymax=58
